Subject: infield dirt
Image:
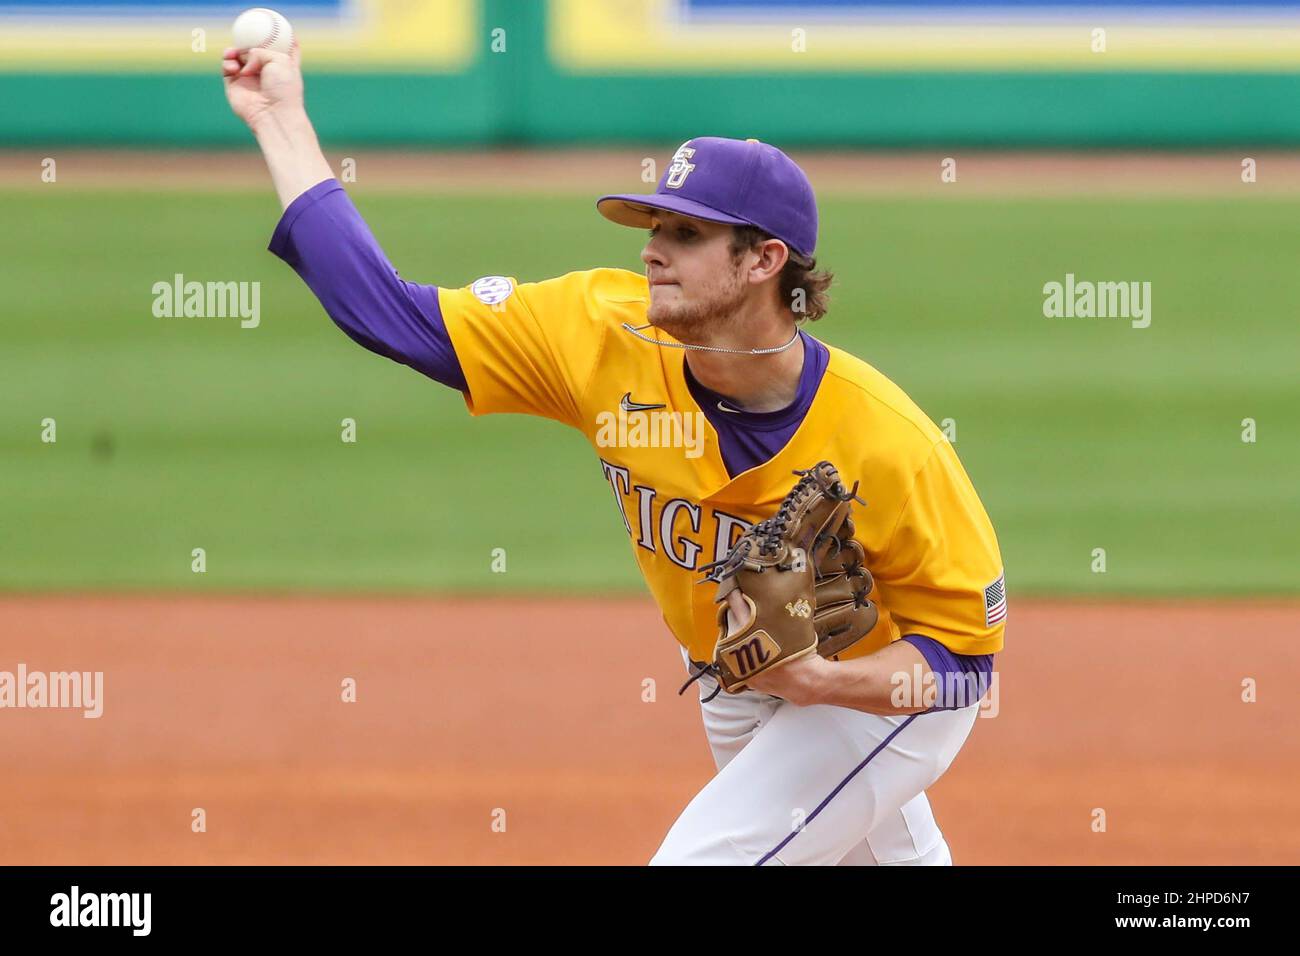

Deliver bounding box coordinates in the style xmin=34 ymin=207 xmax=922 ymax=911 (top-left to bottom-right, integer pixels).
xmin=1 ymin=149 xmax=1293 ymax=195
xmin=1 ymin=594 xmax=1295 ymax=865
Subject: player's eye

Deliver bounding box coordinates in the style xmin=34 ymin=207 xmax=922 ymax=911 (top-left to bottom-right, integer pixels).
xmin=647 ymin=223 xmax=694 ymax=241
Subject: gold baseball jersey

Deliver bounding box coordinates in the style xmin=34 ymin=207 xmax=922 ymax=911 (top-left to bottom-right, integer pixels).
xmin=438 ymin=268 xmax=1006 ymax=663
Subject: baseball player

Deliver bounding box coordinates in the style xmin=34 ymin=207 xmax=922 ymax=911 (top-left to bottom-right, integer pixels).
xmin=223 ymin=44 xmax=1005 ymax=866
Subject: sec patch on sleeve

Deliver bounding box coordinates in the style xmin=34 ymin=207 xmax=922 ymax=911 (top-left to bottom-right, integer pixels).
xmin=984 ymin=572 xmax=1007 ymax=627
xmin=470 ymin=275 xmax=514 ymax=305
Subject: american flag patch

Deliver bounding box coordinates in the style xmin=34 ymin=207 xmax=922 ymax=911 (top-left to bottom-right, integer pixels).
xmin=984 ymin=571 xmax=1007 ymax=627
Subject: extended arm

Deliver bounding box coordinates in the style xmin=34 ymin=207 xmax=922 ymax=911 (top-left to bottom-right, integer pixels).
xmin=221 ymin=43 xmax=333 ymax=209
xmin=268 ymin=183 xmax=466 ymax=389
xmin=222 ymin=43 xmax=466 ymax=389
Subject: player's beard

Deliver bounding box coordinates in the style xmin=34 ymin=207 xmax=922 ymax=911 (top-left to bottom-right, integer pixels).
xmin=646 ymin=266 xmax=749 ymax=345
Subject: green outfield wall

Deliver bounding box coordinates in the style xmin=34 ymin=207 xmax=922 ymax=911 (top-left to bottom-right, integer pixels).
xmin=0 ymin=0 xmax=1295 ymax=147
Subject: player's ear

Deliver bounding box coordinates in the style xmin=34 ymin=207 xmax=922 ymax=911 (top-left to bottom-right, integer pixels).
xmin=766 ymin=239 xmax=790 ymax=275
xmin=749 ymin=238 xmax=788 ymax=283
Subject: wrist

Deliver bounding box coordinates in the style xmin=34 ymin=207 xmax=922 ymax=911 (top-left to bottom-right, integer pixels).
xmin=252 ymin=107 xmax=336 ymax=209
xmin=251 ymin=105 xmax=314 ymax=147
xmin=804 ymin=654 xmax=838 ymax=706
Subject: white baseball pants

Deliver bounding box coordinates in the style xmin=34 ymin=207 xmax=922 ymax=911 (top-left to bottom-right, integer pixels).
xmin=650 ymin=648 xmax=980 ymax=866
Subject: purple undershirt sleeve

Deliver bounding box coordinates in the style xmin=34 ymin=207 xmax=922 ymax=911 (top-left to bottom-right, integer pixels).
xmin=267 ymin=178 xmax=467 ymax=391
xmin=901 ymin=634 xmax=994 ymax=711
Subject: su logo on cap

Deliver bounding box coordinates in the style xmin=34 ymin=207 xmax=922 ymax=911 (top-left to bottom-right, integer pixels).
xmin=665 ymin=145 xmax=697 ymax=189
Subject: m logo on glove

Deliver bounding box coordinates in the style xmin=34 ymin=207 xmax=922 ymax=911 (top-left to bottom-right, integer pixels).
xmin=724 ymin=632 xmax=778 ymax=679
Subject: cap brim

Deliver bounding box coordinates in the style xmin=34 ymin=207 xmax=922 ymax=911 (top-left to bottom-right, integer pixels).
xmin=596 ymin=193 xmax=751 ymax=230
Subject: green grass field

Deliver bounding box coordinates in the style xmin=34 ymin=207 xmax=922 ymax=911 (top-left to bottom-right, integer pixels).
xmin=2 ymin=190 xmax=1297 ymax=595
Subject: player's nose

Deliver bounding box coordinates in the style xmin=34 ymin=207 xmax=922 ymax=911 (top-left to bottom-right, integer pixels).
xmin=640 ymin=238 xmax=667 ymax=268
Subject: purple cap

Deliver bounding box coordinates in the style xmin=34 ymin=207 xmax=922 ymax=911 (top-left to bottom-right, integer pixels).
xmin=597 ymin=136 xmax=819 ymax=258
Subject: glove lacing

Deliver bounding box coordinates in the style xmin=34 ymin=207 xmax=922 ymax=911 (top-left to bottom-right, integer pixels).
xmin=696 ymin=466 xmax=861 ymax=583
xmin=678 ymin=662 xmax=723 ymax=703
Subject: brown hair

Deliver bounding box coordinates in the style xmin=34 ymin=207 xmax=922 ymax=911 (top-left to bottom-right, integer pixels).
xmin=729 ymin=225 xmax=834 ymax=322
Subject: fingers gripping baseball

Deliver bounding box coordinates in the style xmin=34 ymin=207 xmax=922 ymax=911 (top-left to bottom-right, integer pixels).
xmin=221 ymin=39 xmax=304 ymax=131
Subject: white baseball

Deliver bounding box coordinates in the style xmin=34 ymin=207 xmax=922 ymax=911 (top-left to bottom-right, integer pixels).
xmin=231 ymin=7 xmax=294 ymax=56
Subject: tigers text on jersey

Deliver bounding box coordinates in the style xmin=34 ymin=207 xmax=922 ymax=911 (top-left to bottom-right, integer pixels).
xmin=439 ymin=268 xmax=1005 ymax=664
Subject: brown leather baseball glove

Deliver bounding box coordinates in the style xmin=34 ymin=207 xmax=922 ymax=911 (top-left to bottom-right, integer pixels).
xmin=683 ymin=461 xmax=878 ymax=698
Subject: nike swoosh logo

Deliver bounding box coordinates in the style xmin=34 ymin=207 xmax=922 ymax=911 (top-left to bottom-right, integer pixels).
xmin=716 ymin=400 xmax=743 ymax=414
xmin=620 ymin=392 xmax=666 ymax=413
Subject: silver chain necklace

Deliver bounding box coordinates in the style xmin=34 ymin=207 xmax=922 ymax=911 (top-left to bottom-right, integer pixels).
xmin=620 ymin=322 xmax=801 ymax=355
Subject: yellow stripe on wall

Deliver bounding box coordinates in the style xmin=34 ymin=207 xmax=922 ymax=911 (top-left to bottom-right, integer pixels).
xmin=0 ymin=0 xmax=477 ymax=72
xmin=549 ymin=0 xmax=1300 ymax=71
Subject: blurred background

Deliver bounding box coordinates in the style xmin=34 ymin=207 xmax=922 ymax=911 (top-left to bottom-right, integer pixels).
xmin=0 ymin=0 xmax=1297 ymax=865
xmin=4 ymin=0 xmax=1300 ymax=147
